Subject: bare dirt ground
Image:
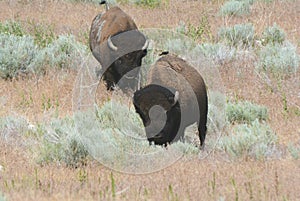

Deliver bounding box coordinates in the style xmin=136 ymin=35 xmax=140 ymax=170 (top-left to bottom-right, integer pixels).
xmin=0 ymin=0 xmax=300 ymax=200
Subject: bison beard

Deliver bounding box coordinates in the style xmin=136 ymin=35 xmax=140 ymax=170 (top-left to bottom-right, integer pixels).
xmin=133 ymin=54 xmax=208 ymax=149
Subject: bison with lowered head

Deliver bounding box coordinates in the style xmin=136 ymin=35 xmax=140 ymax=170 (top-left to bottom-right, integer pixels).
xmin=89 ymin=5 xmax=148 ymax=91
xmin=133 ymin=54 xmax=208 ymax=149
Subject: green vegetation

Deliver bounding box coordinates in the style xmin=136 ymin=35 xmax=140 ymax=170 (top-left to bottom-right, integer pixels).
xmin=0 ymin=20 xmax=25 ymax=36
xmin=0 ymin=20 xmax=88 ymax=79
xmin=194 ymin=43 xmax=236 ymax=65
xmin=0 ymin=192 xmax=6 ymax=201
xmin=37 ymin=117 xmax=89 ymax=168
xmin=261 ymin=23 xmax=286 ymax=46
xmin=218 ymin=23 xmax=254 ymax=48
xmin=0 ymin=34 xmax=37 ymax=79
xmin=0 ymin=116 xmax=29 ymax=145
xmin=0 ymin=33 xmax=88 ymax=79
xmin=288 ymin=143 xmax=300 ymax=159
xmin=219 ymin=0 xmax=252 ymax=16
xmin=0 ymin=20 xmax=56 ymax=48
xmin=226 ymin=100 xmax=268 ymax=124
xmin=256 ymin=42 xmax=299 ymax=75
xmin=176 ymin=14 xmax=213 ymax=42
xmin=131 ymin=0 xmax=163 ymax=8
xmin=218 ymin=119 xmax=278 ymax=159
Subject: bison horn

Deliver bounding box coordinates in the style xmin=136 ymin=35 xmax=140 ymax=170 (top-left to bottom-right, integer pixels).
xmin=107 ymin=36 xmax=118 ymax=51
xmin=173 ymin=91 xmax=179 ymax=106
xmin=142 ymin=39 xmax=149 ymax=51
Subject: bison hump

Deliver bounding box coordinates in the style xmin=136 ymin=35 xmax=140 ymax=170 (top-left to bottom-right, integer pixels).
xmin=157 ymin=55 xmax=190 ymax=73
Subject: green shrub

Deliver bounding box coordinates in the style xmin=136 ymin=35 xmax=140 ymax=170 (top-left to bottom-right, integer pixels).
xmin=218 ymin=23 xmax=254 ymax=47
xmin=131 ymin=0 xmax=163 ymax=8
xmin=0 ymin=34 xmax=37 ymax=79
xmin=226 ymin=100 xmax=268 ymax=124
xmin=256 ymin=42 xmax=299 ymax=75
xmin=219 ymin=0 xmax=251 ymax=16
xmin=218 ymin=120 xmax=278 ymax=159
xmin=176 ymin=15 xmax=213 ymax=42
xmin=0 ymin=20 xmax=56 ymax=48
xmin=28 ymin=21 xmax=57 ymax=48
xmin=0 ymin=20 xmax=25 ymax=36
xmin=261 ymin=23 xmax=285 ymax=45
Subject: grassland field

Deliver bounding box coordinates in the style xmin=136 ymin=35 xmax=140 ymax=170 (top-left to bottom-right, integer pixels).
xmin=0 ymin=0 xmax=300 ymax=200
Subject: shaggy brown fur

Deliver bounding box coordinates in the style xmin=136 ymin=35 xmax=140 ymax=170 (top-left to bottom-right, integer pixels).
xmin=134 ymin=54 xmax=208 ymax=147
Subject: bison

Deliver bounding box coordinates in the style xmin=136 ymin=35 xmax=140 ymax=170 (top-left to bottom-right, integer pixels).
xmin=89 ymin=4 xmax=149 ymax=91
xmin=133 ymin=54 xmax=208 ymax=148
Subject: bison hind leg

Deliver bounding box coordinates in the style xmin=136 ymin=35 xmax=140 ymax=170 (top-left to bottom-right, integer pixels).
xmin=198 ymin=124 xmax=207 ymax=150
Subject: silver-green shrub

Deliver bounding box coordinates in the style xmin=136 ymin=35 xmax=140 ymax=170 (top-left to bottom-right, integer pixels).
xmin=256 ymin=41 xmax=299 ymax=75
xmin=0 ymin=192 xmax=6 ymax=201
xmin=218 ymin=119 xmax=278 ymax=159
xmin=218 ymin=23 xmax=255 ymax=48
xmin=261 ymin=23 xmax=285 ymax=45
xmin=193 ymin=43 xmax=236 ymax=65
xmin=30 ymin=35 xmax=88 ymax=72
xmin=226 ymin=100 xmax=268 ymax=124
xmin=0 ymin=33 xmax=88 ymax=78
xmin=0 ymin=116 xmax=31 ymax=146
xmin=38 ymin=116 xmax=89 ymax=167
xmin=219 ymin=0 xmax=251 ymax=16
xmin=288 ymin=142 xmax=300 ymax=160
xmin=0 ymin=34 xmax=37 ymax=79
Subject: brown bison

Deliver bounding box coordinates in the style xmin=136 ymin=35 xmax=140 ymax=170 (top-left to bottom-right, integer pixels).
xmin=133 ymin=54 xmax=208 ymax=148
xmin=89 ymin=5 xmax=148 ymax=91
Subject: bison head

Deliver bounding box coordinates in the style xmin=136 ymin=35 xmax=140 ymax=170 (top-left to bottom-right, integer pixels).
xmin=133 ymin=84 xmax=182 ymax=145
xmin=98 ymin=30 xmax=149 ymax=91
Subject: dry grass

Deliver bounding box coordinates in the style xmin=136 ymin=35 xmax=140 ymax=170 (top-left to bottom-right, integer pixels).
xmin=0 ymin=0 xmax=300 ymax=200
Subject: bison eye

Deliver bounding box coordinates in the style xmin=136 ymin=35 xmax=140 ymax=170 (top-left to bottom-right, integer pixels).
xmin=116 ymin=60 xmax=121 ymax=65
